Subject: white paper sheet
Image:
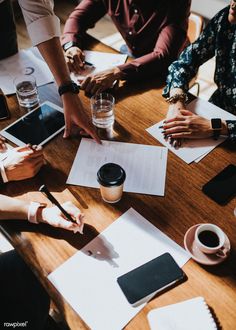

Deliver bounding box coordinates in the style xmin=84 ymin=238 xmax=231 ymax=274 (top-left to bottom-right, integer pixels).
xmin=0 ymin=48 xmax=54 ymax=95
xmin=48 ymin=208 xmax=190 ymax=330
xmin=147 ymin=98 xmax=236 ymax=164
xmin=67 ymin=138 xmax=168 ymax=196
xmin=70 ymin=50 xmax=127 ymax=83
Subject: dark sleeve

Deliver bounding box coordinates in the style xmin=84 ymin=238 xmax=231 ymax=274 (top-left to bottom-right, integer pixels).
xmin=61 ymin=0 xmax=107 ymax=47
xmin=162 ymin=11 xmax=220 ymax=97
xmin=226 ymin=121 xmax=236 ymax=143
xmin=118 ymin=1 xmax=190 ymax=80
xmin=118 ymin=24 xmax=188 ymax=80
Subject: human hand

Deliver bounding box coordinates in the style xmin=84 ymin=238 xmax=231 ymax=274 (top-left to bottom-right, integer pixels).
xmin=3 ymin=145 xmax=44 ymax=181
xmin=65 ymin=46 xmax=85 ymax=73
xmin=164 ymin=102 xmax=185 ymax=148
xmin=0 ymin=136 xmax=6 ymax=152
xmin=40 ymin=201 xmax=84 ymax=233
xmin=162 ymin=109 xmax=213 ymax=140
xmin=62 ymin=93 xmax=101 ymax=143
xmin=80 ymin=67 xmax=122 ymax=95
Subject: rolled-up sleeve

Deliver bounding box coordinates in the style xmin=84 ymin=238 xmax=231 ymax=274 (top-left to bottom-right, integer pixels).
xmin=18 ymin=0 xmax=61 ymax=46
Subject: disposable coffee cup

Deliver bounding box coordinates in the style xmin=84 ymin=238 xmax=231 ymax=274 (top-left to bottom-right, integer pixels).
xmin=97 ymin=163 xmax=126 ymax=203
xmin=195 ymin=223 xmax=228 ymax=258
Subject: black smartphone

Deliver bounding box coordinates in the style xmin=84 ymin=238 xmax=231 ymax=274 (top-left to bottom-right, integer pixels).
xmin=0 ymin=89 xmax=10 ymax=120
xmin=202 ymin=164 xmax=236 ymax=205
xmin=117 ymin=253 xmax=186 ymax=305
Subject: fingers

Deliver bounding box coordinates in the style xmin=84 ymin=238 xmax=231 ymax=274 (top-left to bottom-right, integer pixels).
xmin=63 ymin=112 xmax=71 ymax=138
xmin=167 ymin=131 xmax=193 ymax=139
xmin=81 ymin=124 xmax=101 ymax=144
xmin=80 ymin=76 xmax=92 ymax=93
xmin=0 ymin=136 xmax=6 ymax=152
xmin=65 ymin=47 xmax=85 ymax=73
xmin=42 ymin=202 xmax=85 ymax=233
xmin=62 ymin=201 xmax=84 ymax=222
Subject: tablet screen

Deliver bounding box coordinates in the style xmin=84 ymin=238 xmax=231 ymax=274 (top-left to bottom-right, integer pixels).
xmin=2 ymin=102 xmax=65 ymax=145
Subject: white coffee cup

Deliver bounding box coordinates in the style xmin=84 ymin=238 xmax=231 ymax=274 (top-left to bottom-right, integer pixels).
xmin=195 ymin=224 xmax=228 ymax=258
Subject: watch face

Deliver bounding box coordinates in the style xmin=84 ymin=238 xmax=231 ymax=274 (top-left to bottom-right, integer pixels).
xmin=211 ymin=118 xmax=222 ymax=129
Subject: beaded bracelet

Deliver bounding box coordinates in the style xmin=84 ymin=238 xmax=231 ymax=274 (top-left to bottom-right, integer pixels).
xmin=165 ymin=93 xmax=188 ymax=105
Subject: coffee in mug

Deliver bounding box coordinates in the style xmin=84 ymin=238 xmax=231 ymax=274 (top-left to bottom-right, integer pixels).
xmin=195 ymin=224 xmax=229 ymax=257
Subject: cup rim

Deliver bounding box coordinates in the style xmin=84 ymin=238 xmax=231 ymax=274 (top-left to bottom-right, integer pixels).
xmin=90 ymin=92 xmax=115 ymax=105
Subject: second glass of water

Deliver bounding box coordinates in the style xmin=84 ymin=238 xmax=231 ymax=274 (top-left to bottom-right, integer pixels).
xmin=14 ymin=75 xmax=39 ymax=111
xmin=90 ymin=93 xmax=115 ymax=129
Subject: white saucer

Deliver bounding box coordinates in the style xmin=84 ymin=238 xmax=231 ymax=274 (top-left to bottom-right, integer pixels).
xmin=184 ymin=224 xmax=231 ymax=265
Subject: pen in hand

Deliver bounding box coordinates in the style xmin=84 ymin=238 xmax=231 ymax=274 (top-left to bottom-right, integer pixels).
xmin=39 ymin=184 xmax=77 ymax=224
xmin=66 ymin=55 xmax=93 ymax=67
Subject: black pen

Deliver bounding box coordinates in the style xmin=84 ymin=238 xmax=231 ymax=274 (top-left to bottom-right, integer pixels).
xmin=84 ymin=61 xmax=94 ymax=66
xmin=39 ymin=184 xmax=77 ymax=223
xmin=66 ymin=55 xmax=94 ymax=67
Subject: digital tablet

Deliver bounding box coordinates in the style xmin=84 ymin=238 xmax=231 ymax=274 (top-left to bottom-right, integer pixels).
xmin=0 ymin=101 xmax=65 ymax=146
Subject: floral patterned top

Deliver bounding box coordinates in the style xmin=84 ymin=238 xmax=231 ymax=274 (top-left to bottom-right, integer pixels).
xmin=163 ymin=6 xmax=236 ymax=142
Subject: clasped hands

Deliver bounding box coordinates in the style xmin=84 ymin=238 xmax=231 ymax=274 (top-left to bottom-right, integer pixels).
xmin=162 ymin=108 xmax=213 ymax=148
xmin=65 ymin=46 xmax=121 ymax=94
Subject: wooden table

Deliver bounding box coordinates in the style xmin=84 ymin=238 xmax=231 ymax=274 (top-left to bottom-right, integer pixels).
xmin=1 ymin=37 xmax=236 ymax=330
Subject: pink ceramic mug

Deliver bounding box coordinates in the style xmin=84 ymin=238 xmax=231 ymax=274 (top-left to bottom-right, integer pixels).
xmin=195 ymin=224 xmax=229 ymax=258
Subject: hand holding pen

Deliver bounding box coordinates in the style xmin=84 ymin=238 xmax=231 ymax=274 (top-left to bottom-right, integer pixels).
xmin=64 ymin=46 xmax=94 ymax=74
xmin=39 ymin=185 xmax=84 ymax=234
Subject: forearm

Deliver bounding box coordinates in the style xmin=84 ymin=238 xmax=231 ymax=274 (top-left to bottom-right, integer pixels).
xmin=0 ymin=195 xmax=29 ymax=220
xmin=37 ymin=37 xmax=71 ymax=86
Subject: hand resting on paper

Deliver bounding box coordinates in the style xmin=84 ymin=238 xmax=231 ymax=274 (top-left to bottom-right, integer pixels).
xmin=80 ymin=67 xmax=122 ymax=95
xmin=162 ymin=110 xmax=228 ymax=141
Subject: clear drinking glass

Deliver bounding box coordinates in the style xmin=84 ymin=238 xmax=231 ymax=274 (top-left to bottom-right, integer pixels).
xmin=90 ymin=93 xmax=115 ymax=129
xmin=14 ymin=75 xmax=39 ymax=111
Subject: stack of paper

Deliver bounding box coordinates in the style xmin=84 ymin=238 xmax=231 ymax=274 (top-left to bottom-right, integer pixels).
xmin=67 ymin=138 xmax=168 ymax=196
xmin=48 ymin=208 xmax=190 ymax=330
xmin=0 ymin=48 xmax=54 ymax=95
xmin=148 ymin=296 xmax=217 ymax=330
xmin=147 ymin=98 xmax=236 ymax=164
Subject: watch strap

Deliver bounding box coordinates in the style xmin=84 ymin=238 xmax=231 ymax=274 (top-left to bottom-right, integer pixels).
xmin=28 ymin=202 xmax=46 ymax=224
xmin=211 ymin=118 xmax=222 ymax=140
xmin=62 ymin=41 xmax=80 ymax=52
xmin=58 ymin=81 xmax=80 ymax=96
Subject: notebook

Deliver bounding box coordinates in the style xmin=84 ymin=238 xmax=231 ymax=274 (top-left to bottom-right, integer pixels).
xmin=148 ymin=297 xmax=217 ymax=330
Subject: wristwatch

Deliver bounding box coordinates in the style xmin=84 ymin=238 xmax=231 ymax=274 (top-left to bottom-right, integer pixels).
xmin=62 ymin=41 xmax=80 ymax=52
xmin=211 ymin=118 xmax=222 ymax=140
xmin=58 ymin=81 xmax=80 ymax=96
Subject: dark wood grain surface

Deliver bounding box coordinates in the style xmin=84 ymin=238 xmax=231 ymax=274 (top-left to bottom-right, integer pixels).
xmin=0 ymin=37 xmax=236 ymax=330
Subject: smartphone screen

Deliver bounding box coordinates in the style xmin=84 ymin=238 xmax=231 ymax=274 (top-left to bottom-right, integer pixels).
xmin=202 ymin=164 xmax=236 ymax=205
xmin=0 ymin=93 xmax=10 ymax=120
